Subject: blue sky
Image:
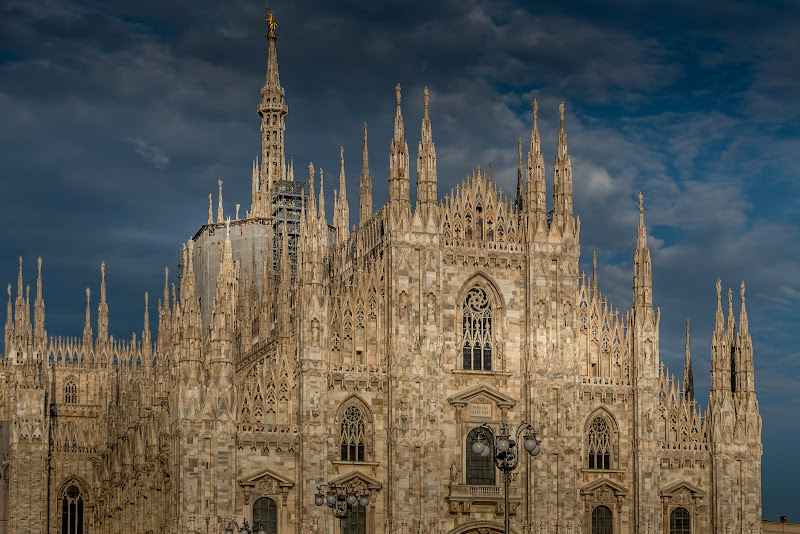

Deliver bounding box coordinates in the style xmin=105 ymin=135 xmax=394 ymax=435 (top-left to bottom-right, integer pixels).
xmin=1 ymin=0 xmax=798 ymax=519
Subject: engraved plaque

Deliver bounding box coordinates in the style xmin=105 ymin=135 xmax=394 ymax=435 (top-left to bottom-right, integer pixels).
xmin=470 ymin=403 xmax=492 ymax=419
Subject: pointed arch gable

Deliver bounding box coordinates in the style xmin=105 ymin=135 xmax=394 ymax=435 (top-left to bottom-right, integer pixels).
xmin=57 ymin=476 xmax=93 ymax=501
xmin=334 ymin=394 xmax=374 ymax=422
xmin=584 ymin=406 xmax=620 ymax=434
xmin=457 ymin=271 xmax=505 ymax=309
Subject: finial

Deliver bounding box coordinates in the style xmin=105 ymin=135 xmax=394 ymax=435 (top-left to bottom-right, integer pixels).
xmin=728 ymin=287 xmax=733 ymax=308
xmin=740 ymin=281 xmax=745 ymax=300
xmin=559 ymin=102 xmax=565 ymax=129
xmin=716 ymin=278 xmax=722 ymax=300
xmin=638 ymin=192 xmax=643 ymax=214
xmin=340 ymin=146 xmax=345 ymax=169
xmin=225 ymin=217 xmax=231 ymax=237
xmin=489 ymin=161 xmax=493 ymax=181
xmin=37 ymin=257 xmax=42 ymax=277
xmin=101 ymin=261 xmax=106 ymax=281
xmin=266 ymin=4 xmax=277 ymax=39
xmin=518 ymin=138 xmax=522 ymax=161
xmin=395 ymin=84 xmax=401 ymax=107
xmin=235 ymin=203 xmax=240 ymax=220
xmin=86 ymin=287 xmax=91 ymax=305
xmin=6 ymin=284 xmax=10 ymax=298
xmin=533 ymin=99 xmax=539 ymax=117
xmin=208 ymin=194 xmax=213 ymax=224
xmin=423 ymin=87 xmax=429 ymax=112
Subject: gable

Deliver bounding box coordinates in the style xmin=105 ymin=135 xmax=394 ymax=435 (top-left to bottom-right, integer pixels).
xmin=447 ymin=384 xmax=517 ymax=409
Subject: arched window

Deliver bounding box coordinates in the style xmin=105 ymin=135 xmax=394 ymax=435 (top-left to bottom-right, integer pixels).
xmin=61 ymin=484 xmax=84 ymax=534
xmin=588 ymin=417 xmax=611 ymax=469
xmin=591 ymin=505 xmax=613 ymax=534
xmin=466 ymin=427 xmax=495 ymax=485
xmin=340 ymin=405 xmax=366 ymax=462
xmin=670 ymin=507 xmax=691 ymax=534
xmin=64 ymin=379 xmax=77 ymax=404
xmin=461 ymin=286 xmax=493 ymax=371
xmin=341 ymin=504 xmax=366 ymax=534
xmin=253 ymin=497 xmax=278 ymax=534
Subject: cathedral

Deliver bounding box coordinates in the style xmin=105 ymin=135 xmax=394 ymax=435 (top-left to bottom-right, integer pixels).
xmin=0 ymin=8 xmax=762 ymax=534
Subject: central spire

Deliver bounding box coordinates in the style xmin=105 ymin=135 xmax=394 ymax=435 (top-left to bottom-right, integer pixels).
xmin=254 ymin=4 xmax=288 ymax=218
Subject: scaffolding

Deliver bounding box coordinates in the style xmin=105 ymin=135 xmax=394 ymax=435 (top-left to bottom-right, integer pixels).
xmin=270 ymin=180 xmax=306 ymax=284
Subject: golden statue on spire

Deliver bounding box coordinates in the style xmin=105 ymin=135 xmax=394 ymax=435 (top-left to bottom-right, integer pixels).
xmin=266 ymin=4 xmax=277 ymax=39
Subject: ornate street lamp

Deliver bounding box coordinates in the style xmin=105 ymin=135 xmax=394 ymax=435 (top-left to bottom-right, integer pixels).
xmin=314 ymin=481 xmax=370 ymax=533
xmin=471 ymin=421 xmax=541 ymax=534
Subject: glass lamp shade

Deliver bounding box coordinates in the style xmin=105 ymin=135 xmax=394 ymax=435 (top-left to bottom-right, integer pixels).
xmin=239 ymin=528 xmax=249 ymax=534
xmin=326 ymin=493 xmax=337 ymax=505
xmin=471 ymin=440 xmax=485 ymax=454
xmin=347 ymin=494 xmax=357 ymax=506
xmin=258 ymin=530 xmax=267 ymax=534
xmin=225 ymin=529 xmax=234 ymax=534
xmin=315 ymin=494 xmax=324 ymax=506
xmin=481 ymin=444 xmax=491 ymax=457
xmin=528 ymin=440 xmax=540 ymax=456
xmin=497 ymin=438 xmax=510 ymax=452
xmin=359 ymin=496 xmax=370 ymax=507
xmin=524 ymin=438 xmax=537 ymax=452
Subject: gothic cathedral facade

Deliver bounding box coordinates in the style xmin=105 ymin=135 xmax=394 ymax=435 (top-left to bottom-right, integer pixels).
xmin=0 ymin=10 xmax=762 ymax=534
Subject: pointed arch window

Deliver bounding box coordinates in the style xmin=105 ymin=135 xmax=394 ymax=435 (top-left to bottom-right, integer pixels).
xmin=461 ymin=286 xmax=493 ymax=371
xmin=591 ymin=505 xmax=613 ymax=534
xmin=64 ymin=379 xmax=77 ymax=404
xmin=61 ymin=484 xmax=84 ymax=534
xmin=340 ymin=405 xmax=366 ymax=462
xmin=253 ymin=497 xmax=278 ymax=534
xmin=466 ymin=427 xmax=495 ymax=485
xmin=588 ymin=417 xmax=611 ymax=470
xmin=670 ymin=507 xmax=690 ymax=534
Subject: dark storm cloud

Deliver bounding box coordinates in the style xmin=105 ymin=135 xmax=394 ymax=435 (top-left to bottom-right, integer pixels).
xmin=1 ymin=0 xmax=799 ymax=519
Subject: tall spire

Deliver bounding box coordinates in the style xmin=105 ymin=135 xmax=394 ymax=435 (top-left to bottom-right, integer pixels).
xmin=711 ymin=279 xmax=732 ymax=394
xmin=683 ymin=319 xmax=694 ymax=402
xmin=515 ymin=138 xmax=524 ymax=212
xmin=526 ymin=100 xmax=547 ymax=235
xmin=307 ymin=163 xmax=317 ymax=223
xmin=736 ymin=281 xmax=755 ymax=395
xmin=257 ymin=4 xmax=288 ymax=214
xmin=98 ymin=261 xmax=108 ymax=343
xmin=359 ymin=122 xmax=373 ymax=224
xmin=389 ymin=84 xmax=411 ymax=225
xmin=318 ymin=168 xmax=326 ymax=223
xmin=217 ymin=180 xmax=224 ymax=224
xmin=5 ymin=285 xmax=13 ymax=354
xmin=335 ymin=146 xmax=349 ymax=241
xmin=83 ymin=287 xmax=93 ymax=350
xmin=33 ymin=257 xmax=46 ymax=350
xmin=142 ymin=292 xmax=152 ymax=362
xmin=552 ymin=102 xmax=574 ymax=234
xmin=416 ymin=87 xmax=437 ymax=223
xmin=14 ymin=257 xmax=26 ymax=341
xmin=633 ymin=193 xmax=653 ymax=311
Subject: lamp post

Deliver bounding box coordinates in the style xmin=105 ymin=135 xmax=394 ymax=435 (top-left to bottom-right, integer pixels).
xmin=471 ymin=421 xmax=541 ymax=534
xmin=314 ymin=481 xmax=370 ymax=534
